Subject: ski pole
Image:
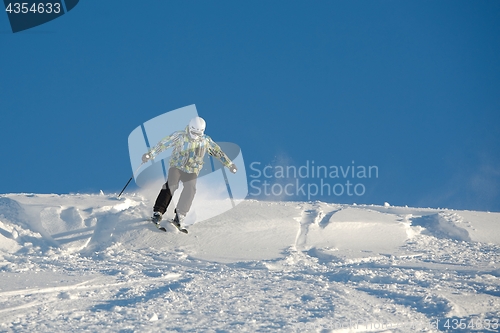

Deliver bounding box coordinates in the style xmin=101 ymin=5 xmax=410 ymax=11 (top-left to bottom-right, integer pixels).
xmin=118 ymin=163 xmax=145 ymax=197
xmin=118 ymin=176 xmax=133 ymax=197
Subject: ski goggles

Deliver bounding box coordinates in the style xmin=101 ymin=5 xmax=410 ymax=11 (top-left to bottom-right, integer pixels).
xmin=189 ymin=129 xmax=203 ymax=139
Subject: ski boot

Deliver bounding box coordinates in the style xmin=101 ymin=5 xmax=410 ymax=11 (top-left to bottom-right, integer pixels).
xmin=171 ymin=210 xmax=188 ymax=234
xmin=152 ymin=211 xmax=163 ymax=224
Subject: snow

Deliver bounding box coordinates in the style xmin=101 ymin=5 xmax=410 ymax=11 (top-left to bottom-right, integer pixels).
xmin=0 ymin=193 xmax=499 ymax=332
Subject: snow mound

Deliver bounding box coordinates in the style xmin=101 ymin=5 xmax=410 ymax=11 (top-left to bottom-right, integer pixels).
xmin=411 ymin=212 xmax=471 ymax=242
xmin=1 ymin=194 xmax=499 ymax=262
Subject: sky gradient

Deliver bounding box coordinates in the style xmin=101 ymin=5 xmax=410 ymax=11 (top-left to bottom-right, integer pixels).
xmin=1 ymin=1 xmax=499 ymax=211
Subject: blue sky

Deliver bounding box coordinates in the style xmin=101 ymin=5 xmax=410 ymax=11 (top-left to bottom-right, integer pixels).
xmin=1 ymin=1 xmax=499 ymax=211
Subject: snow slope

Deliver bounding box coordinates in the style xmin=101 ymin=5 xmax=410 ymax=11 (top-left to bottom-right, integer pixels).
xmin=0 ymin=193 xmax=499 ymax=332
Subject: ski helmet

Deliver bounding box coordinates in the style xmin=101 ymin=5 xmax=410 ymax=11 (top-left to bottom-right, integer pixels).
xmin=188 ymin=116 xmax=206 ymax=140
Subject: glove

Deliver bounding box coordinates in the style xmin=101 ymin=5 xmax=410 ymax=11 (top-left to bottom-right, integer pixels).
xmin=142 ymin=153 xmax=152 ymax=163
xmin=228 ymin=163 xmax=237 ymax=174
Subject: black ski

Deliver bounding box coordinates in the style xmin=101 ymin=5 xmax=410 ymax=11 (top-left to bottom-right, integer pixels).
xmin=149 ymin=217 xmax=188 ymax=234
xmin=170 ymin=219 xmax=188 ymax=234
xmin=150 ymin=218 xmax=167 ymax=232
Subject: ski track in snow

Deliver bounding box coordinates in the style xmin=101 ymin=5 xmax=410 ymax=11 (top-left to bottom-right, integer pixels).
xmin=0 ymin=194 xmax=499 ymax=332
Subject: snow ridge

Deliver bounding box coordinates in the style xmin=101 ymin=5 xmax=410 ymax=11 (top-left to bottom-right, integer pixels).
xmin=411 ymin=213 xmax=471 ymax=242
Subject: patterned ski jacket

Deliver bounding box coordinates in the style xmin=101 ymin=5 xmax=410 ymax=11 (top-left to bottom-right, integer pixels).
xmin=147 ymin=126 xmax=232 ymax=175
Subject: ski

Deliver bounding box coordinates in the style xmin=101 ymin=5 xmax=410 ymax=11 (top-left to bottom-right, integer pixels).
xmin=170 ymin=219 xmax=189 ymax=234
xmin=150 ymin=218 xmax=167 ymax=232
xmin=148 ymin=217 xmax=188 ymax=234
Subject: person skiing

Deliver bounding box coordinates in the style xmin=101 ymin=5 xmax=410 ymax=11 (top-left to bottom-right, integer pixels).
xmin=141 ymin=116 xmax=237 ymax=230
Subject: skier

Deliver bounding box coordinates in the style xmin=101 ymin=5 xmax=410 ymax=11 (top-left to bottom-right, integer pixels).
xmin=141 ymin=116 xmax=237 ymax=230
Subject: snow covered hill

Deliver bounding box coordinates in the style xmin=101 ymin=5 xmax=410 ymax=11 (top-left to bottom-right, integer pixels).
xmin=0 ymin=193 xmax=499 ymax=332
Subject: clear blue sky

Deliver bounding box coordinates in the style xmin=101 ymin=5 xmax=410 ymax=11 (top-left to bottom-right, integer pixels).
xmin=1 ymin=1 xmax=499 ymax=212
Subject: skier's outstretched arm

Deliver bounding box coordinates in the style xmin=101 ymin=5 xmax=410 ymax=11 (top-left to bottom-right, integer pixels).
xmin=142 ymin=132 xmax=183 ymax=163
xmin=207 ymin=139 xmax=237 ymax=174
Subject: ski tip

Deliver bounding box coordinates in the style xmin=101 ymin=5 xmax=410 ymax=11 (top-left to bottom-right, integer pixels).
xmin=149 ymin=217 xmax=167 ymax=232
xmin=169 ymin=219 xmax=189 ymax=234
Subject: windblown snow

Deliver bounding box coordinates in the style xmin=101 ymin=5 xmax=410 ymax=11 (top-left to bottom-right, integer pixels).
xmin=0 ymin=193 xmax=499 ymax=332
